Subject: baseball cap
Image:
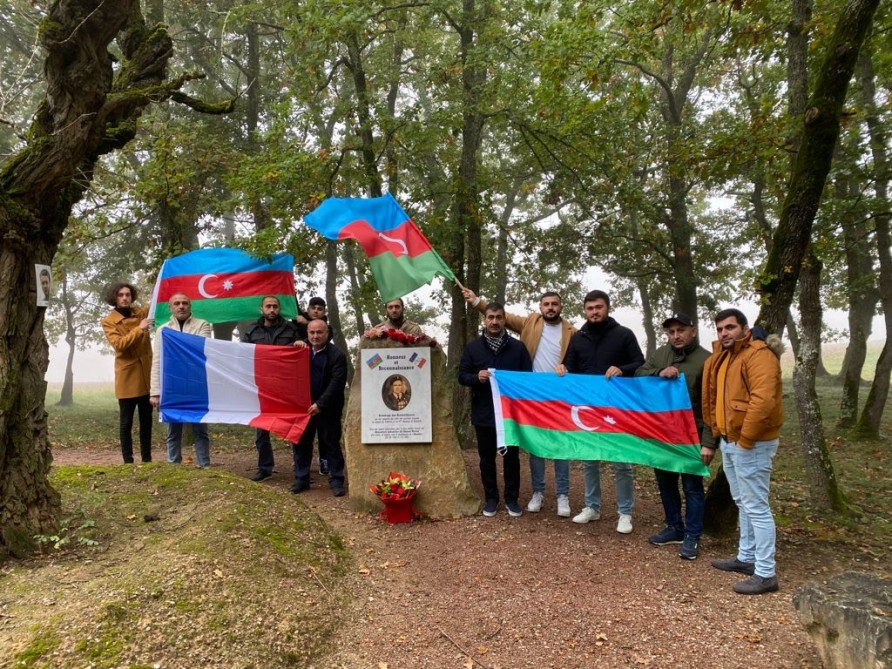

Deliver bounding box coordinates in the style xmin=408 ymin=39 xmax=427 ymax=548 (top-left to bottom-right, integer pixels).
xmin=662 ymin=312 xmax=694 ymax=328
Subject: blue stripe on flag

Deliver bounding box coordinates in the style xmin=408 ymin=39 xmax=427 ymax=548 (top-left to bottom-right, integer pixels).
xmin=160 ymin=328 xmax=210 ymax=422
xmin=491 ymin=371 xmax=692 ymax=413
xmin=303 ymin=193 xmax=408 ymax=238
xmin=160 ymin=248 xmax=293 ymax=277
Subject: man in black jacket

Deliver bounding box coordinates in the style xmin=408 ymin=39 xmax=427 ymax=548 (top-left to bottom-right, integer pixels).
xmin=557 ymin=290 xmax=644 ymax=534
xmin=241 ymin=296 xmax=302 ymax=481
xmin=459 ymin=303 xmax=533 ymax=517
xmin=290 ymin=319 xmax=348 ymax=497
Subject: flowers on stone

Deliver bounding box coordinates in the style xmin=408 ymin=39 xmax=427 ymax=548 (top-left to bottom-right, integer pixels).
xmin=362 ymin=327 xmax=438 ymax=348
xmin=369 ymin=472 xmax=420 ymax=501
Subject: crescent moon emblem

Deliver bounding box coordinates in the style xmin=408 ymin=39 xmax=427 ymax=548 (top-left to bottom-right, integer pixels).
xmin=378 ymin=232 xmax=409 ymax=256
xmin=197 ymin=274 xmax=218 ymax=299
xmin=571 ymin=405 xmax=600 ymax=432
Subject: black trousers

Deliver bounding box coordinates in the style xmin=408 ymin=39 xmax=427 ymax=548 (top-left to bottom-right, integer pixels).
xmin=292 ymin=412 xmax=345 ymax=487
xmin=118 ymin=394 xmax=153 ymax=463
xmin=475 ymin=425 xmax=519 ymax=504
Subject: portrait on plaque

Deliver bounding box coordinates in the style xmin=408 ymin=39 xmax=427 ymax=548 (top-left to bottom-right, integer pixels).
xmin=362 ymin=347 xmax=432 ymax=443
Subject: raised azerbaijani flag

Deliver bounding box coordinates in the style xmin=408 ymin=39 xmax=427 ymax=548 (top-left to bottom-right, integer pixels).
xmin=303 ymin=194 xmax=455 ymax=302
xmin=149 ymin=248 xmax=297 ymax=324
xmin=489 ymin=371 xmax=709 ymax=476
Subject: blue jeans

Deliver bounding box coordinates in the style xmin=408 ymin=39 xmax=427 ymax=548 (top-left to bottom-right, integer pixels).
xmin=530 ymin=455 xmax=570 ymax=496
xmin=721 ymin=438 xmax=778 ymax=578
xmin=653 ymin=468 xmax=704 ymax=539
xmin=582 ymin=461 xmax=634 ymax=515
xmin=166 ymin=422 xmax=210 ymax=467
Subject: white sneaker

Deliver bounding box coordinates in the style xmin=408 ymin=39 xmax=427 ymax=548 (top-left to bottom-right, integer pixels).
xmin=616 ymin=514 xmax=633 ymax=534
xmin=572 ymin=507 xmax=600 ymax=524
xmin=557 ymin=495 xmax=571 ymax=518
xmin=526 ymin=491 xmax=545 ymax=513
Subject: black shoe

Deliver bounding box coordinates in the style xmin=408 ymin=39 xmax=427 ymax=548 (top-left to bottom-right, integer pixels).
xmin=331 ymin=483 xmax=346 ymax=497
xmin=319 ymin=459 xmax=330 ymax=475
xmin=290 ymin=481 xmax=310 ymax=494
xmin=711 ymin=556 xmax=755 ymax=575
xmin=733 ymin=574 xmax=779 ymax=595
xmin=250 ymin=470 xmax=272 ymax=482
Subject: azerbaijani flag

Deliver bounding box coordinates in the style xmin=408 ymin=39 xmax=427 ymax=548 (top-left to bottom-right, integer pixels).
xmin=149 ymin=248 xmax=297 ymax=324
xmin=159 ymin=329 xmax=311 ymax=442
xmin=490 ymin=371 xmax=709 ymax=476
xmin=303 ymin=194 xmax=455 ymax=302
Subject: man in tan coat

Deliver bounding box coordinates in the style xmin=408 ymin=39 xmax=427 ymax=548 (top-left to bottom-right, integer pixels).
xmin=101 ymin=282 xmax=153 ymax=463
xmin=150 ymin=293 xmax=214 ymax=467
xmin=702 ymin=308 xmax=784 ymax=595
xmin=463 ymin=287 xmax=577 ymax=517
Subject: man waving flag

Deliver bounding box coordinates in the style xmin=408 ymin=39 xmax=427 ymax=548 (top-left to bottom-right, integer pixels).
xmin=304 ymin=194 xmax=455 ymax=302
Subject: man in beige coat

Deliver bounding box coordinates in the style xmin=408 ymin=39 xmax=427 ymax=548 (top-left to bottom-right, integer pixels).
xmin=101 ymin=282 xmax=154 ymax=463
xmin=463 ymin=288 xmax=577 ymax=517
xmin=150 ymin=293 xmax=214 ymax=467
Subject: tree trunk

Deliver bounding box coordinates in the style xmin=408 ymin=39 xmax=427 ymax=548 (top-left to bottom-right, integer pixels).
xmin=325 ymin=240 xmax=353 ymax=383
xmin=854 ymin=41 xmax=891 ymax=439
xmin=755 ymin=0 xmax=881 ymax=332
xmin=794 ymin=252 xmax=846 ymax=510
xmin=0 ymin=0 xmax=232 ymax=559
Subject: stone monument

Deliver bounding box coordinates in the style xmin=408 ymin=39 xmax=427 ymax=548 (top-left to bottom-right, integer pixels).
xmin=344 ymin=334 xmax=480 ymax=519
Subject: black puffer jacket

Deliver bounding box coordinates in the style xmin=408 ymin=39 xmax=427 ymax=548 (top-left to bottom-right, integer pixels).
xmin=562 ymin=318 xmax=644 ymax=376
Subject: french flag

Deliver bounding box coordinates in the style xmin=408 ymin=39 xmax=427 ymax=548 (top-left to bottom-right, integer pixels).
xmin=160 ymin=329 xmax=312 ymax=442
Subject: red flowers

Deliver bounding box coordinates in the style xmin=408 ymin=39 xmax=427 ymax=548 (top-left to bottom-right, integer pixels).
xmin=362 ymin=327 xmax=438 ymax=348
xmin=369 ymin=472 xmax=421 ymax=501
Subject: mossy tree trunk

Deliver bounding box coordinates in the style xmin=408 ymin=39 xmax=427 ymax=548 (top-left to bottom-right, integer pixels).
xmin=794 ymin=253 xmax=847 ymax=510
xmin=755 ymin=0 xmax=881 ymax=333
xmin=0 ymin=0 xmax=232 ymax=559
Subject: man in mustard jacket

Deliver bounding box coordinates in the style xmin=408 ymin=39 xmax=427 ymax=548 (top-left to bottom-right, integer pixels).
xmin=101 ymin=282 xmax=153 ymax=463
xmin=702 ymin=308 xmax=784 ymax=595
xmin=463 ymin=287 xmax=577 ymax=517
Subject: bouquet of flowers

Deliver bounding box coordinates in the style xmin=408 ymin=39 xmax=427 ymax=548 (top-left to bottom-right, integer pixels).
xmin=369 ymin=471 xmax=421 ymax=501
xmin=362 ymin=327 xmax=438 ymax=348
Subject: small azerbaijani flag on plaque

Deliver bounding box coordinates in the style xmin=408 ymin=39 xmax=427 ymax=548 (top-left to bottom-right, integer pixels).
xmin=149 ymin=248 xmax=297 ymax=324
xmin=366 ymin=353 xmax=384 ymax=369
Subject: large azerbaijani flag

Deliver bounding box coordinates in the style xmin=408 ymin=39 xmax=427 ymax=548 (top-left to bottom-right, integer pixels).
xmin=160 ymin=329 xmax=311 ymax=442
xmin=303 ymin=194 xmax=455 ymax=302
xmin=490 ymin=371 xmax=709 ymax=476
xmin=149 ymin=248 xmax=297 ymax=324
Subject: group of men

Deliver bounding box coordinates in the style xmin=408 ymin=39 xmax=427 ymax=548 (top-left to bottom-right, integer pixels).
xmin=459 ymin=288 xmax=784 ymax=595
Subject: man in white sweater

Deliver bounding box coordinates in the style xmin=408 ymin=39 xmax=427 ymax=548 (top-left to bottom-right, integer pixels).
xmin=150 ymin=293 xmax=214 ymax=467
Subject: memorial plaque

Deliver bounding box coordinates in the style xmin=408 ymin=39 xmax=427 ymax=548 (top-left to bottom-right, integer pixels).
xmin=361 ymin=346 xmax=432 ymax=443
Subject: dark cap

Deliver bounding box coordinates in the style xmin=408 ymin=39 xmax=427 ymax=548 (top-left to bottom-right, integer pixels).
xmin=662 ymin=312 xmax=694 ymax=328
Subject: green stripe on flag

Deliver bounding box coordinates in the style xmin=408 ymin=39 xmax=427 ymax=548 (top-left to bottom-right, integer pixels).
xmin=504 ymin=421 xmax=709 ymax=477
xmin=154 ymin=295 xmax=297 ymax=325
xmin=368 ymin=249 xmax=454 ymax=302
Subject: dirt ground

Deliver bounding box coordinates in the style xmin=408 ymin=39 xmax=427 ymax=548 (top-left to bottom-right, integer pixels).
xmin=42 ymin=442 xmax=881 ymax=668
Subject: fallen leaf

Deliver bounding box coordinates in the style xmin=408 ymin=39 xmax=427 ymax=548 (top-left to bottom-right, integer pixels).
xmin=464 ymin=657 xmax=474 ymax=668
xmin=214 ymin=569 xmax=223 ymax=578
xmin=477 ymin=645 xmax=488 ymax=654
xmin=378 ymin=663 xmax=388 ymax=669
xmin=358 ymin=566 xmax=370 ymax=575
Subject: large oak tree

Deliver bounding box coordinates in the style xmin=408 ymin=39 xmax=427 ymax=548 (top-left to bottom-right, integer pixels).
xmin=0 ymin=0 xmax=231 ymax=558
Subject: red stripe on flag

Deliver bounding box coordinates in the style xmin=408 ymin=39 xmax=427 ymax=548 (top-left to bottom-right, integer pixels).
xmin=338 ymin=219 xmax=434 ymax=259
xmin=250 ymin=345 xmax=313 ymax=442
xmin=501 ymin=398 xmax=699 ymax=445
xmin=157 ymin=270 xmax=294 ymax=303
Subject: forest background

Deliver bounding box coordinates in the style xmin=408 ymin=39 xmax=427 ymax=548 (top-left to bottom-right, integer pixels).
xmin=0 ymin=0 xmax=889 ymax=549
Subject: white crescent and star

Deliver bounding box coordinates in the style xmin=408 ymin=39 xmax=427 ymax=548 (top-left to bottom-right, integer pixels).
xmin=570 ymin=405 xmax=600 ymax=431
xmin=378 ymin=232 xmax=409 ymax=256
xmin=198 ymin=274 xmax=218 ymax=298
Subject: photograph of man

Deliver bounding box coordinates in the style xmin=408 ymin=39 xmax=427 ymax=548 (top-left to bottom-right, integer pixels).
xmin=382 ymin=374 xmax=412 ymax=411
xmin=35 ymin=264 xmax=52 ymax=307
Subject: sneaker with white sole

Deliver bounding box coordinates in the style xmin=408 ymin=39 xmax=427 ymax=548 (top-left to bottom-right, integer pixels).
xmin=557 ymin=495 xmax=571 ymax=518
xmin=506 ymin=501 xmax=523 ymax=517
xmin=572 ymin=507 xmax=600 ymax=524
xmin=482 ymin=500 xmax=498 ymax=517
xmin=616 ymin=514 xmax=633 ymax=534
xmin=526 ymin=491 xmax=545 ymax=513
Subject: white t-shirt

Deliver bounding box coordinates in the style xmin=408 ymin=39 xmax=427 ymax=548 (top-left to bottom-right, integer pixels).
xmin=533 ymin=321 xmax=563 ymax=372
